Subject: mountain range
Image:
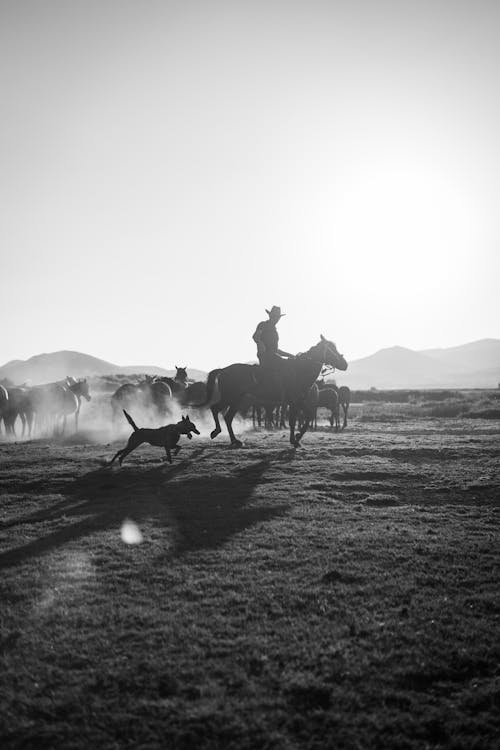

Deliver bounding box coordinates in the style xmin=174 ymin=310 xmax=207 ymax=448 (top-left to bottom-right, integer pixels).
xmin=0 ymin=339 xmax=499 ymax=389
xmin=0 ymin=351 xmax=207 ymax=386
xmin=334 ymin=339 xmax=500 ymax=389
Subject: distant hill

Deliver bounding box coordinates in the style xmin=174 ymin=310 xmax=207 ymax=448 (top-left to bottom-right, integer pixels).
xmin=420 ymin=339 xmax=500 ymax=372
xmin=0 ymin=350 xmax=207 ymax=386
xmin=334 ymin=339 xmax=500 ymax=390
xmin=335 ymin=346 xmax=457 ymax=390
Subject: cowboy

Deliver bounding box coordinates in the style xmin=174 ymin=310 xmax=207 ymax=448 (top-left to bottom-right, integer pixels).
xmin=252 ymin=306 xmax=294 ymax=369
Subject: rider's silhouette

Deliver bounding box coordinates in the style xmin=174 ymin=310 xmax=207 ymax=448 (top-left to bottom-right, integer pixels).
xmin=252 ymin=306 xmax=294 ymax=369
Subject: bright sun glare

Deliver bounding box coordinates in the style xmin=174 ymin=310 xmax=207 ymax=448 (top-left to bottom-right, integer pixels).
xmin=328 ymin=155 xmax=476 ymax=295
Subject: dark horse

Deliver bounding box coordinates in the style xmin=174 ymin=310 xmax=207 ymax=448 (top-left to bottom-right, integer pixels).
xmin=204 ymin=336 xmax=347 ymax=448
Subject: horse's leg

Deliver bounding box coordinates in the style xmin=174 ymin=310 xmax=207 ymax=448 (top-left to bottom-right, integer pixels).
xmin=252 ymin=404 xmax=262 ymax=430
xmin=224 ymin=404 xmax=243 ymax=447
xmin=293 ymin=400 xmax=311 ymax=446
xmin=289 ymin=403 xmax=297 ymax=446
xmin=210 ymin=404 xmax=222 ymax=440
xmin=342 ymin=402 xmax=348 ymax=430
xmin=27 ymin=411 xmax=34 ymax=438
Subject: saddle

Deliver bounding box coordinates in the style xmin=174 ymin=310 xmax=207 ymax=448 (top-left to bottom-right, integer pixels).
xmin=251 ymin=364 xmax=286 ymax=401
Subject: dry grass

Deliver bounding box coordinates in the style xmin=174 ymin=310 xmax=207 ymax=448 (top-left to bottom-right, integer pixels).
xmin=355 ymin=389 xmax=500 ymax=422
xmin=1 ymin=415 xmax=500 ymax=749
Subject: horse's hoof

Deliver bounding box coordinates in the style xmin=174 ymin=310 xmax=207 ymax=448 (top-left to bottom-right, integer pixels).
xmin=210 ymin=430 xmax=220 ymax=440
xmin=231 ymin=440 xmax=243 ymax=448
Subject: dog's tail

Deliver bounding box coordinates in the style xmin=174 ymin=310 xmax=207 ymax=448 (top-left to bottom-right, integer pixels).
xmin=197 ymin=368 xmax=221 ymax=407
xmin=123 ymin=410 xmax=139 ymax=431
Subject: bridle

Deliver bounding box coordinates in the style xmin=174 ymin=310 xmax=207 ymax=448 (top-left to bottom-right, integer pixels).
xmin=297 ymin=340 xmax=342 ymax=371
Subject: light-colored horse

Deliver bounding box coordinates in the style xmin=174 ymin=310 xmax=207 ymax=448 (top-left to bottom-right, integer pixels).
xmin=30 ymin=377 xmax=91 ymax=435
xmin=61 ymin=378 xmax=91 ymax=433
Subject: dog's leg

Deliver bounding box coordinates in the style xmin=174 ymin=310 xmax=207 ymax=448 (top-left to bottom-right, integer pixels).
xmin=118 ymin=447 xmax=137 ymax=465
xmin=113 ymin=434 xmax=143 ymax=465
xmin=110 ymin=448 xmax=124 ymax=464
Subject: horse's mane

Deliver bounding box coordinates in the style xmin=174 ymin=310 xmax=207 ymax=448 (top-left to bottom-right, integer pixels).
xmin=297 ymin=338 xmax=336 ymax=360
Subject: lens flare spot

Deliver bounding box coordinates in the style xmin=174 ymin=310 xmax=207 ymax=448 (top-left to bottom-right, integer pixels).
xmin=121 ymin=519 xmax=143 ymax=545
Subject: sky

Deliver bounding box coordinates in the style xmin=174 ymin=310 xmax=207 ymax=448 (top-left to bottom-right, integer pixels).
xmin=1 ymin=0 xmax=499 ymax=371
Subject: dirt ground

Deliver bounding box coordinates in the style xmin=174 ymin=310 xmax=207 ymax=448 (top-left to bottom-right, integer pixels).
xmin=1 ymin=415 xmax=499 ymax=749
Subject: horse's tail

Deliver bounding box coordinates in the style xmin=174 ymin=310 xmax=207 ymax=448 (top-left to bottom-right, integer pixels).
xmin=123 ymin=410 xmax=139 ymax=431
xmin=197 ymin=369 xmax=222 ymax=407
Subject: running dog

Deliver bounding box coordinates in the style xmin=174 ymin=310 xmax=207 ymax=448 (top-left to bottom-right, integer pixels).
xmin=111 ymin=410 xmax=200 ymax=465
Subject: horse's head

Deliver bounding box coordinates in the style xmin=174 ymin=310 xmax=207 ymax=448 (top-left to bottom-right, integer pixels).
xmin=175 ymin=366 xmax=188 ymax=384
xmin=138 ymin=375 xmax=154 ymax=392
xmin=78 ymin=378 xmax=92 ymax=401
xmin=316 ymin=335 xmax=348 ymax=371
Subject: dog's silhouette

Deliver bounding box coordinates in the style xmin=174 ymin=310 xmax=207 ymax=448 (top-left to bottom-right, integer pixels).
xmin=111 ymin=410 xmax=200 ymax=465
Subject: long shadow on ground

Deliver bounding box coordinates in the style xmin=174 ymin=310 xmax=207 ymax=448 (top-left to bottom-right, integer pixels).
xmin=0 ymin=449 xmax=289 ymax=568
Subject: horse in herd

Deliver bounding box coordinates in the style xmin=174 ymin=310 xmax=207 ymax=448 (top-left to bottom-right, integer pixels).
xmin=307 ymin=382 xmax=351 ymax=431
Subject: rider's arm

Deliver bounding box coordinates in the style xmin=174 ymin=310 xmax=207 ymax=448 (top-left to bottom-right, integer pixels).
xmin=277 ymin=348 xmax=295 ymax=358
xmin=252 ymin=325 xmax=263 ymax=344
xmin=253 ymin=325 xmax=266 ymax=357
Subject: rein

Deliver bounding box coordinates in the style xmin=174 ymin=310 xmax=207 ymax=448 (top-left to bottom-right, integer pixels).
xmin=296 ymin=344 xmax=330 ymax=367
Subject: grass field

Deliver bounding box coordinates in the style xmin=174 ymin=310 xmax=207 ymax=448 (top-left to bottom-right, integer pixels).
xmin=1 ymin=411 xmax=500 ymax=749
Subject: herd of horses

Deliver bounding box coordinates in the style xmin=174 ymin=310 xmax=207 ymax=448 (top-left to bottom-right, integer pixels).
xmin=0 ymin=336 xmax=350 ymax=448
xmin=0 ymin=377 xmax=91 ymax=439
xmin=110 ymin=367 xmax=206 ymax=424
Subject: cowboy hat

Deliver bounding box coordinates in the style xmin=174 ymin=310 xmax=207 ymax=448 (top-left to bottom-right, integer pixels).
xmin=266 ymin=306 xmax=285 ymax=318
